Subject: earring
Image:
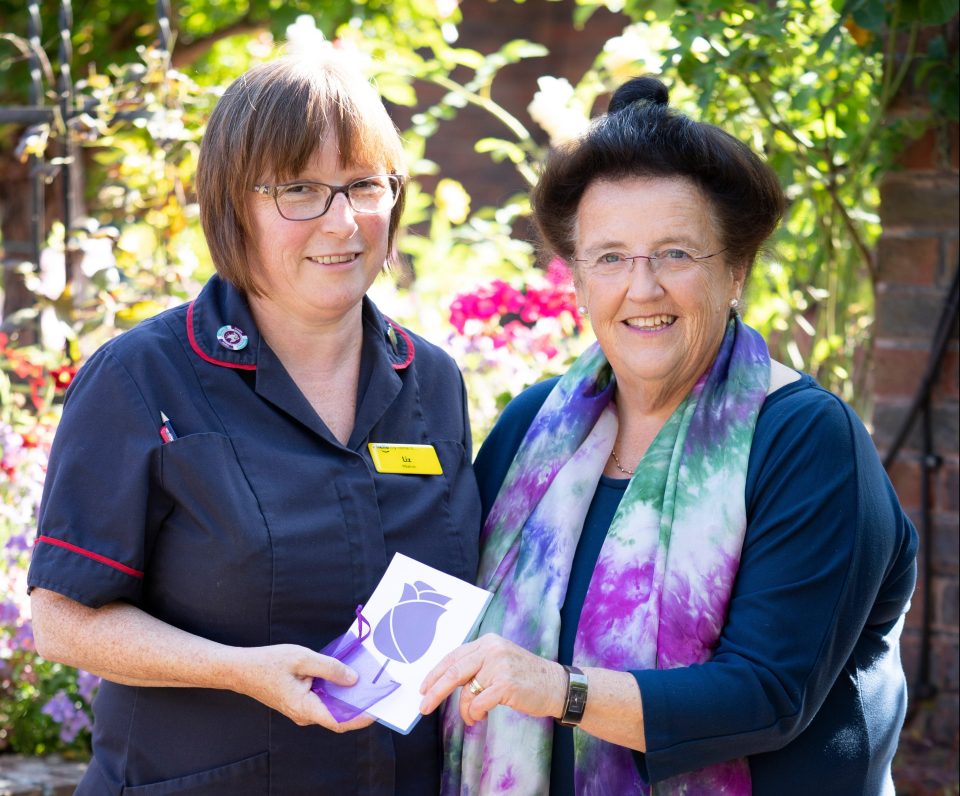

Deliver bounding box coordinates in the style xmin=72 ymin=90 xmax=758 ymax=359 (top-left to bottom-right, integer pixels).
xmin=729 ymin=298 xmax=739 ymax=309
xmin=578 ymin=305 xmax=588 ymax=316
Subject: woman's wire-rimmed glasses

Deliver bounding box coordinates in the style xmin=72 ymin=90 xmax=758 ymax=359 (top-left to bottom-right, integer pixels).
xmin=251 ymin=175 xmax=403 ymax=221
xmin=571 ymin=247 xmax=728 ymax=278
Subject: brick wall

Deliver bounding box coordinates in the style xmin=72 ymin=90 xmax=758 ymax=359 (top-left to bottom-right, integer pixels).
xmin=408 ymin=0 xmax=628 ymax=210
xmin=875 ymin=21 xmax=960 ymax=785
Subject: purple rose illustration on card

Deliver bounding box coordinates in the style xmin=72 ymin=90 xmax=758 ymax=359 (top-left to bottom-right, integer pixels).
xmin=371 ymin=581 xmax=451 ymax=682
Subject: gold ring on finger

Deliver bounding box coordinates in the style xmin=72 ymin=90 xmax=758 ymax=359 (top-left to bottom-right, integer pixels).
xmin=468 ymin=677 xmax=484 ymax=696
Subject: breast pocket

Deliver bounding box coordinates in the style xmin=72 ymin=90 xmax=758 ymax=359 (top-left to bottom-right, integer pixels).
xmin=372 ymin=439 xmax=480 ymax=582
xmin=121 ymin=751 xmax=268 ymax=795
xmin=151 ymin=432 xmax=272 ymax=645
xmin=158 ymin=432 xmax=264 ymax=526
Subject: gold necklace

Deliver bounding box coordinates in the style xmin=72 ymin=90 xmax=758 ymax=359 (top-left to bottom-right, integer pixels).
xmin=609 ymin=449 xmax=635 ymax=476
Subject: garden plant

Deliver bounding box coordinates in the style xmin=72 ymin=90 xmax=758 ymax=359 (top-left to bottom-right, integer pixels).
xmin=0 ymin=0 xmax=955 ymax=757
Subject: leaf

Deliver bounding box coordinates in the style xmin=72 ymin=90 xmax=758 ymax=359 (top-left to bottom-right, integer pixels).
xmin=572 ymin=3 xmax=599 ymax=29
xmin=851 ymin=0 xmax=887 ymax=32
xmin=115 ymin=300 xmax=168 ymax=328
xmin=448 ymin=47 xmax=486 ymax=70
xmin=375 ymin=73 xmax=418 ymax=107
xmin=498 ymin=39 xmax=550 ymax=63
xmin=917 ymin=0 xmax=957 ymax=25
xmin=475 ymin=138 xmax=527 ymax=165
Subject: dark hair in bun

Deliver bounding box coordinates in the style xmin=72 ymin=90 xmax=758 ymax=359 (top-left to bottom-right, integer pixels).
xmin=531 ymin=74 xmax=785 ymax=284
xmin=607 ymin=75 xmax=669 ymax=114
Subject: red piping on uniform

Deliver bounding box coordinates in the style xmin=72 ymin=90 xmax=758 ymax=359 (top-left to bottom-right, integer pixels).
xmin=385 ymin=318 xmax=415 ymax=370
xmin=186 ymin=301 xmax=257 ymax=371
xmin=35 ymin=535 xmax=145 ymax=579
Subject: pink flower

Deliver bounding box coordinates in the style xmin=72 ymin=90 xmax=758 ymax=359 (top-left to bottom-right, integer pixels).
xmin=447 ymin=262 xmax=581 ymax=360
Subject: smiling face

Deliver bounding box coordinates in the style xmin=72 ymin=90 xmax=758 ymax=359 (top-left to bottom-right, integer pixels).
xmin=574 ymin=176 xmax=743 ymax=408
xmin=245 ymin=137 xmax=391 ymax=328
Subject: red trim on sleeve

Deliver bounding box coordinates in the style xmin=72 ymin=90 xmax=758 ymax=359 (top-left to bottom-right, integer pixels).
xmin=384 ymin=318 xmax=415 ymax=370
xmin=35 ymin=535 xmax=145 ymax=579
xmin=186 ymin=301 xmax=257 ymax=371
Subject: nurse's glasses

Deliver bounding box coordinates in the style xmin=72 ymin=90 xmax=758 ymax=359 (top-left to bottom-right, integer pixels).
xmin=252 ymin=175 xmax=403 ymax=221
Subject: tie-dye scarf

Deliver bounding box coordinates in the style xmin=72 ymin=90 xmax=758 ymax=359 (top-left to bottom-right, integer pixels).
xmin=443 ymin=318 xmax=770 ymax=795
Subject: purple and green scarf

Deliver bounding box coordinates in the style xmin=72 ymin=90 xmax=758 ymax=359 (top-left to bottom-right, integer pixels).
xmin=443 ymin=318 xmax=770 ymax=795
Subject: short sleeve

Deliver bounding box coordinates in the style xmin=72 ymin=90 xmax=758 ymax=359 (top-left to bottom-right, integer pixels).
xmin=27 ymin=349 xmax=171 ymax=607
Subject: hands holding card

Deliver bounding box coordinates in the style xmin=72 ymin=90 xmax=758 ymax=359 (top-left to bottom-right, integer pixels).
xmin=234 ymin=641 xmax=376 ymax=732
xmin=311 ymin=554 xmax=491 ymax=734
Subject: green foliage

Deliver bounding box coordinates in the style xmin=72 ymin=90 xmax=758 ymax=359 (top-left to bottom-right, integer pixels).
xmin=0 ymin=649 xmax=95 ymax=757
xmin=574 ymin=0 xmax=954 ymax=408
xmin=0 ymin=0 xmax=954 ymax=755
xmin=0 ymin=0 xmax=462 ymax=99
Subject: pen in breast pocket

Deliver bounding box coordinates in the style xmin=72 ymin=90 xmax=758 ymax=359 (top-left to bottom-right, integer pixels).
xmin=159 ymin=412 xmax=179 ymax=443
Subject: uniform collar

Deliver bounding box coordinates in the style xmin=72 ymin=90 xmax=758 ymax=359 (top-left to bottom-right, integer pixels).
xmin=185 ymin=275 xmax=415 ymax=373
xmin=186 ymin=275 xmax=259 ymax=370
xmin=368 ymin=302 xmax=415 ymax=371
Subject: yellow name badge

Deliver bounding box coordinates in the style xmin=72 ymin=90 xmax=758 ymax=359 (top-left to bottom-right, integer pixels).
xmin=368 ymin=443 xmax=443 ymax=476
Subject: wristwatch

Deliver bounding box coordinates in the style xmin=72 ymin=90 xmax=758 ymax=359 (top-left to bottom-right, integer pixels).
xmin=558 ymin=665 xmax=589 ymax=727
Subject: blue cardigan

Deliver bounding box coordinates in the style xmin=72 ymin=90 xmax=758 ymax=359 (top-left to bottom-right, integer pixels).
xmin=474 ymin=373 xmax=917 ymax=795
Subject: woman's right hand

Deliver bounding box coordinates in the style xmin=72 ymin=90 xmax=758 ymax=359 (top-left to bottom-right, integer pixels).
xmin=233 ymin=643 xmax=375 ymax=732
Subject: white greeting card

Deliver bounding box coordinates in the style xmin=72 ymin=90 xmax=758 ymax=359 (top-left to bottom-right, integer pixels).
xmin=321 ymin=553 xmax=491 ymax=734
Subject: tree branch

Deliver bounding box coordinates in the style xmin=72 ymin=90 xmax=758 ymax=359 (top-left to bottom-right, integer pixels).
xmin=740 ymin=79 xmax=876 ymax=283
xmin=423 ymin=73 xmax=539 ymax=186
xmin=825 ymin=178 xmax=876 ymax=282
xmin=170 ymin=18 xmax=269 ymax=69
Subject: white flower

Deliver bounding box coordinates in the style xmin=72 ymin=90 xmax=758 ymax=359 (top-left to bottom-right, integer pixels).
xmin=527 ymin=76 xmax=589 ymax=147
xmin=286 ymin=15 xmax=328 ymax=58
xmin=80 ymin=236 xmax=117 ymax=278
xmin=602 ymin=22 xmax=670 ymax=81
xmin=27 ymin=247 xmax=66 ymax=300
xmin=435 ymin=0 xmax=459 ymax=19
xmin=285 ymin=16 xmax=372 ymax=75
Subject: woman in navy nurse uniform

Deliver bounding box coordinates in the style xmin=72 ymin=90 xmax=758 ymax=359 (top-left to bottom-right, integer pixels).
xmin=27 ymin=54 xmax=480 ymax=795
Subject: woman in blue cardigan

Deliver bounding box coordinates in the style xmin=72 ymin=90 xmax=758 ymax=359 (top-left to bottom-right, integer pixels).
xmin=421 ymin=76 xmax=918 ymax=796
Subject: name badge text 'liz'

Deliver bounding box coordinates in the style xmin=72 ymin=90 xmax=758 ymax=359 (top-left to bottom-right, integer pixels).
xmin=368 ymin=443 xmax=443 ymax=476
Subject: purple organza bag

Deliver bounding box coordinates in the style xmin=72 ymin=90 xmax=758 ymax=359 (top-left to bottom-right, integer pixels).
xmin=311 ymin=606 xmax=400 ymax=722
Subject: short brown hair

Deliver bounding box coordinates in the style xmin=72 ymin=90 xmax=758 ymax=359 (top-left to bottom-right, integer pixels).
xmin=531 ymin=76 xmax=785 ymax=284
xmin=196 ymin=55 xmax=407 ymax=295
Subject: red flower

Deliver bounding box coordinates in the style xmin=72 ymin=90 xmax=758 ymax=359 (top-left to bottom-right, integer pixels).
xmin=50 ymin=364 xmax=78 ymax=391
xmin=29 ymin=376 xmax=47 ymax=410
xmin=12 ymin=354 xmax=42 ymax=380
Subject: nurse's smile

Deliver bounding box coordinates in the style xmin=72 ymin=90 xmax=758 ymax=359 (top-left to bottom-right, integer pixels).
xmin=306 ymin=252 xmax=362 ymax=266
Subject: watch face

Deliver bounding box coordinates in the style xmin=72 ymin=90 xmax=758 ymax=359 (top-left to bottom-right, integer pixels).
xmin=562 ymin=668 xmax=588 ymax=725
xmin=569 ymin=690 xmax=587 ymax=713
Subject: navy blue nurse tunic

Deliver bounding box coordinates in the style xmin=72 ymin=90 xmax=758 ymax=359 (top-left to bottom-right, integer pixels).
xmin=27 ymin=275 xmax=481 ymax=795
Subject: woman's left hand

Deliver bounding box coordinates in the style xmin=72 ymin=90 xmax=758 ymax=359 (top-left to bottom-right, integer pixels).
xmin=419 ymin=633 xmax=567 ymax=726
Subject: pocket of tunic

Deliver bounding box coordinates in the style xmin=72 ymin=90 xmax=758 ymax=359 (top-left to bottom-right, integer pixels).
xmin=152 ymin=432 xmax=272 ymax=645
xmin=121 ymin=750 xmax=268 ymax=795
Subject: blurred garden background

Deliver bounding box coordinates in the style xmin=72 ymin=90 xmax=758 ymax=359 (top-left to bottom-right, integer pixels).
xmin=0 ymin=0 xmax=957 ymax=792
